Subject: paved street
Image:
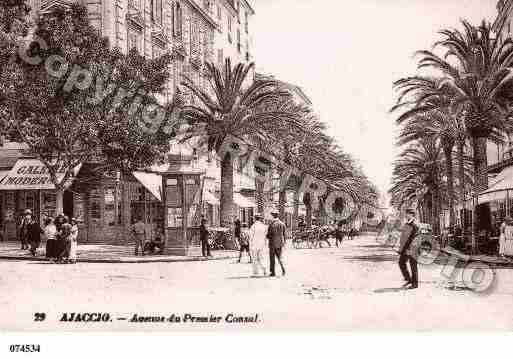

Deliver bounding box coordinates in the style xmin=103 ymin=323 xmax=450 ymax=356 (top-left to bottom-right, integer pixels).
xmin=1 ymin=235 xmax=513 ymax=330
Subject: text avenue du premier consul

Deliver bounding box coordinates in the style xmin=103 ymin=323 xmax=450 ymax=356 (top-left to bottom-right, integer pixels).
xmin=58 ymin=312 xmax=260 ymax=324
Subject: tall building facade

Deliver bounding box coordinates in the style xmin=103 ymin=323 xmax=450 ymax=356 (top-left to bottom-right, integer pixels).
xmin=4 ymin=0 xmax=257 ymax=248
xmin=30 ymin=0 xmax=254 ymax=104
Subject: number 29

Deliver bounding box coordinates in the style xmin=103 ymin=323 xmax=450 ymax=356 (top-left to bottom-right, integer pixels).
xmin=34 ymin=313 xmax=46 ymax=322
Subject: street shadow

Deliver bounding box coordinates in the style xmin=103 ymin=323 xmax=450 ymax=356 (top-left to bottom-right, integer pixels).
xmin=355 ymin=244 xmax=394 ymax=249
xmin=227 ymin=276 xmax=271 ymax=280
xmin=373 ymin=287 xmax=407 ymax=294
xmin=27 ymin=262 xmax=68 ymax=265
xmin=338 ymin=254 xmax=398 ymax=263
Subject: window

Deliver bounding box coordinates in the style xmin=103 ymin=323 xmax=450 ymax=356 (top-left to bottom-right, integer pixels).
xmin=217 ymin=5 xmax=221 ymax=20
xmin=127 ymin=30 xmax=141 ymax=53
xmin=203 ymin=0 xmax=211 ymax=12
xmin=90 ymin=189 xmax=101 ymax=220
xmin=237 ymin=29 xmax=241 ymax=52
xmin=190 ymin=21 xmax=199 ymax=58
xmin=173 ymin=2 xmax=183 ymax=37
xmin=245 ymin=11 xmax=248 ymax=33
xmin=151 ymin=0 xmax=163 ymax=25
xmin=129 ymin=0 xmax=141 ymax=9
xmin=236 ymin=1 xmax=240 ymax=21
xmin=153 ymin=46 xmax=164 ymax=59
xmin=217 ymin=48 xmax=223 ymax=66
xmin=227 ymin=17 xmax=232 ymax=43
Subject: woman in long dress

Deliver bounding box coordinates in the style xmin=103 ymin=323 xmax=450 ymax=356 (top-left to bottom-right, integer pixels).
xmin=68 ymin=218 xmax=79 ymax=263
xmin=500 ymin=218 xmax=507 ymax=257
xmin=503 ymin=217 xmax=513 ymax=258
xmin=249 ymin=213 xmax=268 ymax=277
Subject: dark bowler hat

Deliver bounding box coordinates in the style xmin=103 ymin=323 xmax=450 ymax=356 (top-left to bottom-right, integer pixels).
xmin=405 ymin=208 xmax=416 ymax=215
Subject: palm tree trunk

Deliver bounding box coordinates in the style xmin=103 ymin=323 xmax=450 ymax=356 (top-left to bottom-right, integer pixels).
xmin=255 ymin=179 xmax=264 ymax=214
xmin=471 ymin=136 xmax=488 ymax=193
xmin=292 ymin=186 xmax=299 ymax=231
xmin=278 ymin=181 xmax=286 ymax=222
xmin=305 ymin=203 xmax=312 ymax=228
xmin=471 ymin=136 xmax=488 ymax=253
xmin=432 ymin=189 xmax=441 ymax=236
xmin=457 ymin=139 xmax=465 ymax=224
xmin=305 ymin=193 xmax=312 ymax=228
xmin=220 ymin=152 xmax=234 ymax=227
xmin=426 ymin=195 xmax=433 ymax=228
xmin=443 ymin=144 xmax=456 ymax=230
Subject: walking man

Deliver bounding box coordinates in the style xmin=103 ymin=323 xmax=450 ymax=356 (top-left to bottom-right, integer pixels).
xmin=200 ymin=218 xmax=212 ymax=258
xmin=132 ymin=217 xmax=146 ymax=256
xmin=249 ymin=213 xmax=267 ymax=276
xmin=266 ymin=209 xmax=286 ymax=277
xmin=398 ymin=209 xmax=419 ymax=289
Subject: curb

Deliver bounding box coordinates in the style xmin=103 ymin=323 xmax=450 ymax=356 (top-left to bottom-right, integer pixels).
xmin=0 ymin=253 xmax=238 ymax=264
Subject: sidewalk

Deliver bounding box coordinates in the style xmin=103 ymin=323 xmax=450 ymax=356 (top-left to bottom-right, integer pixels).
xmin=0 ymin=241 xmax=238 ymax=263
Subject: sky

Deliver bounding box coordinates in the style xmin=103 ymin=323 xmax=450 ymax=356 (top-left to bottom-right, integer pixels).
xmin=252 ymin=0 xmax=498 ymax=203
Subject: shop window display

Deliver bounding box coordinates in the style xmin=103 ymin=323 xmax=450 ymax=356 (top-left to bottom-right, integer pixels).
xmin=90 ymin=189 xmax=101 ymax=220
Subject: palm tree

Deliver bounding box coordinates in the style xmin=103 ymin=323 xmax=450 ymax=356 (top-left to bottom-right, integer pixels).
xmin=390 ymin=137 xmax=444 ymax=234
xmin=180 ymin=59 xmax=299 ymax=225
xmin=415 ymin=20 xmax=513 ymax=193
xmin=396 ymin=110 xmax=460 ymax=228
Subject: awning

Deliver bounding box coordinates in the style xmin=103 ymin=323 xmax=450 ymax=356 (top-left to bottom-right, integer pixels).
xmin=477 ymin=166 xmax=513 ymax=204
xmin=0 ymin=170 xmax=9 ymax=183
xmin=234 ymin=192 xmax=256 ymax=208
xmin=0 ymin=159 xmax=81 ymax=191
xmin=133 ymin=171 xmax=162 ymax=202
xmin=203 ymin=190 xmax=219 ymax=205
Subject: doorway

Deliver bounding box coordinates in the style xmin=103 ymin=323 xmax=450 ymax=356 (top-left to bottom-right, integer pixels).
xmin=63 ymin=190 xmax=74 ymax=218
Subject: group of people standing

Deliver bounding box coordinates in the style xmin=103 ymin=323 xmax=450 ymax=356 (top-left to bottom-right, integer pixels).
xmin=19 ymin=209 xmax=79 ymax=263
xmin=200 ymin=209 xmax=287 ymax=277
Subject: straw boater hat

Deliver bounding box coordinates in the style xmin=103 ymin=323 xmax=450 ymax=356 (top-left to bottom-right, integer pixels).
xmin=270 ymin=209 xmax=279 ymax=215
xmin=24 ymin=209 xmax=32 ymax=215
xmin=255 ymin=212 xmax=263 ymax=219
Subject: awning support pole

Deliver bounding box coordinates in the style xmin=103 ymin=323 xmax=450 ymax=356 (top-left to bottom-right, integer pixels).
xmin=507 ymin=190 xmax=510 ymax=218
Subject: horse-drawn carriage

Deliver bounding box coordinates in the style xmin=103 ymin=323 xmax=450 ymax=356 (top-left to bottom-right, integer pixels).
xmin=292 ymin=225 xmax=334 ymax=249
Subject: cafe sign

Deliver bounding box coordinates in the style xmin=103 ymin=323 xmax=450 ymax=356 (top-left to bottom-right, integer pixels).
xmin=0 ymin=159 xmax=81 ymax=191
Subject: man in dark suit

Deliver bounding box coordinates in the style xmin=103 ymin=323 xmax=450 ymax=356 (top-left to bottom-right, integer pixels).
xmin=398 ymin=209 xmax=419 ymax=289
xmin=266 ymin=210 xmax=286 ymax=277
xmin=22 ymin=209 xmax=43 ymax=257
xmin=200 ymin=218 xmax=212 ymax=258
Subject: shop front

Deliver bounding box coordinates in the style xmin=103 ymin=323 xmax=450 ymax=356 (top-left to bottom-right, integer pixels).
xmin=0 ymin=158 xmax=79 ymax=241
xmin=473 ymin=165 xmax=513 ymax=255
xmin=71 ymin=165 xmax=165 ymax=244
